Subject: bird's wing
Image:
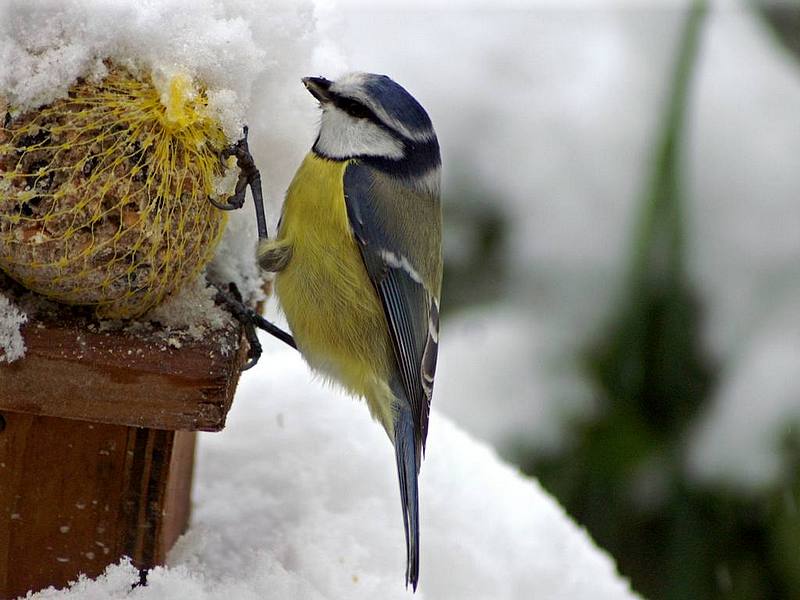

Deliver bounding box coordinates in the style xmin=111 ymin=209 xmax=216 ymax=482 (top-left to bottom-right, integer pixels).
xmin=343 ymin=161 xmax=442 ymax=455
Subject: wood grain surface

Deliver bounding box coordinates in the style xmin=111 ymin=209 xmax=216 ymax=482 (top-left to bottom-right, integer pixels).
xmin=0 ymin=414 xmax=198 ymax=598
xmin=0 ymin=288 xmax=249 ymax=598
xmin=0 ymin=300 xmax=248 ymax=431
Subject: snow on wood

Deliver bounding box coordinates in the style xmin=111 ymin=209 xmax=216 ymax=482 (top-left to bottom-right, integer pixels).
xmin=0 ymin=290 xmax=26 ymax=362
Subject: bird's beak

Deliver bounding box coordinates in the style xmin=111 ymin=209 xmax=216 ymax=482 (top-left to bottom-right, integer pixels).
xmin=302 ymin=76 xmax=333 ymax=103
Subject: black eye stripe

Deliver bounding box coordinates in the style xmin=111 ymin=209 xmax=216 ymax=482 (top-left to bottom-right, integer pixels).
xmin=332 ymin=93 xmax=376 ymax=120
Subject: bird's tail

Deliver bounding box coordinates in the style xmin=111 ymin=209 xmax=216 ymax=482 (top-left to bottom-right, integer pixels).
xmin=394 ymin=402 xmax=421 ymax=591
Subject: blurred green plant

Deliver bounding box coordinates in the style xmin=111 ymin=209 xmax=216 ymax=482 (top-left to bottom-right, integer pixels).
xmin=512 ymin=2 xmax=800 ymax=598
xmin=756 ymin=1 xmax=800 ymax=64
xmin=441 ymin=168 xmax=509 ymax=316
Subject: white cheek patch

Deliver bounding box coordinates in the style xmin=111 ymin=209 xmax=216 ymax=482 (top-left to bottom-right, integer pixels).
xmin=316 ymin=106 xmax=405 ymax=160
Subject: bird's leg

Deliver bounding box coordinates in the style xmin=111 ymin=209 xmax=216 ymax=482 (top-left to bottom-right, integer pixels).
xmin=205 ymin=126 xmax=285 ymax=366
xmin=214 ymin=281 xmax=297 ymax=369
xmin=209 ymin=125 xmax=269 ymax=241
xmin=208 ymin=128 xmax=294 ymax=368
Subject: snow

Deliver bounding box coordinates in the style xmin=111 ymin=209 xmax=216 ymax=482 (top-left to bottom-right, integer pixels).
xmin=686 ymin=5 xmax=800 ymax=364
xmin=145 ymin=277 xmax=232 ymax=341
xmin=0 ymin=291 xmax=26 ymax=362
xmin=335 ymin=0 xmax=691 ymax=7
xmin=686 ymin=308 xmax=800 ymax=489
xmin=0 ymin=0 xmax=261 ymax=139
xmin=26 ymin=339 xmax=637 ymax=600
xmin=435 ymin=306 xmax=595 ymax=454
xmin=681 ymin=7 xmax=800 ymax=490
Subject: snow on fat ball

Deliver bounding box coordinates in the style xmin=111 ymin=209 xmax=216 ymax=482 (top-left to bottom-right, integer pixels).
xmin=0 ymin=0 xmax=277 ymax=318
xmin=0 ymin=65 xmax=235 ymax=318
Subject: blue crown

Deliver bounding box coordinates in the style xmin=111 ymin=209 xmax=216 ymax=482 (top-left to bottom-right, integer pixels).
xmin=361 ymin=74 xmax=433 ymax=133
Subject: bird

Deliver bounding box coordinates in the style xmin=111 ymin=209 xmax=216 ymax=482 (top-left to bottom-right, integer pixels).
xmin=257 ymin=72 xmax=442 ymax=590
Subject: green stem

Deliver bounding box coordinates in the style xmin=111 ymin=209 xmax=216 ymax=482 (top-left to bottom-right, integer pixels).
xmin=629 ymin=0 xmax=707 ymax=292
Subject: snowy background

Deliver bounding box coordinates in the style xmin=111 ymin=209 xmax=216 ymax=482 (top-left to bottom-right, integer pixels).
xmin=3 ymin=0 xmax=800 ymax=598
xmin=331 ymin=0 xmax=800 ymax=489
xmin=330 ymin=1 xmax=800 ymax=597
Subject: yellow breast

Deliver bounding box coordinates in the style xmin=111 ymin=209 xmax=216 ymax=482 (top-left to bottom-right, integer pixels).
xmin=274 ymin=153 xmax=394 ymax=421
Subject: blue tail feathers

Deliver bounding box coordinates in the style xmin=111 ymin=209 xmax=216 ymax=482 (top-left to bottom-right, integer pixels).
xmin=394 ymin=403 xmax=421 ymax=590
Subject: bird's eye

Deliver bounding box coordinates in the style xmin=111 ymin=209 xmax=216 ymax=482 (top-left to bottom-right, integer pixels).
xmin=337 ymin=97 xmax=374 ymax=120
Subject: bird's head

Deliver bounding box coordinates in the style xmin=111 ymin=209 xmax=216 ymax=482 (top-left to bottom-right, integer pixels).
xmin=303 ymin=72 xmax=438 ymax=164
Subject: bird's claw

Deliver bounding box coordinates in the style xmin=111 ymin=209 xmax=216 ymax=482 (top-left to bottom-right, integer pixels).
xmin=214 ymin=281 xmax=297 ymax=370
xmin=208 ymin=126 xmax=269 ymax=239
xmin=209 ymin=193 xmax=245 ymax=211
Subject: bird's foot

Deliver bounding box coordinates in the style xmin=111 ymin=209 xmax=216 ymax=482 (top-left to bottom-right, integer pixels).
xmin=209 ymin=126 xmax=269 ymax=240
xmin=214 ymin=281 xmax=297 ymax=370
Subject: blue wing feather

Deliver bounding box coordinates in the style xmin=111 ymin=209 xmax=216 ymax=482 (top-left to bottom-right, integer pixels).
xmin=343 ymin=162 xmax=436 ymax=455
xmin=344 ymin=161 xmax=439 ymax=590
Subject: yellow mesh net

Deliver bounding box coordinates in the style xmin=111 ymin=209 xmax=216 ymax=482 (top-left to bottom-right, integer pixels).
xmin=0 ymin=66 xmax=233 ymax=318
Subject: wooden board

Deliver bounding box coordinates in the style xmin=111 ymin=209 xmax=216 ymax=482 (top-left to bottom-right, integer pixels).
xmin=0 ymin=413 xmax=196 ymax=598
xmin=0 ymin=281 xmax=250 ymax=597
xmin=0 ymin=298 xmax=248 ymax=432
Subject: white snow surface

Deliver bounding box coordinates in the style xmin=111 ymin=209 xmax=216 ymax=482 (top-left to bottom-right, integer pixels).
xmin=0 ymin=291 xmax=26 ymax=362
xmin=435 ymin=306 xmax=595 ymax=454
xmin=686 ymin=307 xmax=800 ymax=490
xmin=0 ymin=0 xmax=262 ymax=138
xmin=27 ymin=340 xmax=637 ymax=600
xmin=144 ymin=276 xmax=233 ymax=341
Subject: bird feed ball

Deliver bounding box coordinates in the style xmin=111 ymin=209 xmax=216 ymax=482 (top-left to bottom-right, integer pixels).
xmin=0 ymin=66 xmax=234 ymax=318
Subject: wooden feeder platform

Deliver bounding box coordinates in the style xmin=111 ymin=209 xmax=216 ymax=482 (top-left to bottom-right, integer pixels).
xmin=0 ymin=287 xmax=247 ymax=599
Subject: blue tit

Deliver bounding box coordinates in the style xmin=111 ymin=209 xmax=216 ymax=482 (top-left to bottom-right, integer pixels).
xmin=257 ymin=72 xmax=442 ymax=589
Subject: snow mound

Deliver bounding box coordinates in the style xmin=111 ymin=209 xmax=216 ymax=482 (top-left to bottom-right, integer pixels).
xmin=0 ymin=0 xmax=262 ymax=139
xmin=27 ymin=339 xmax=637 ymax=600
